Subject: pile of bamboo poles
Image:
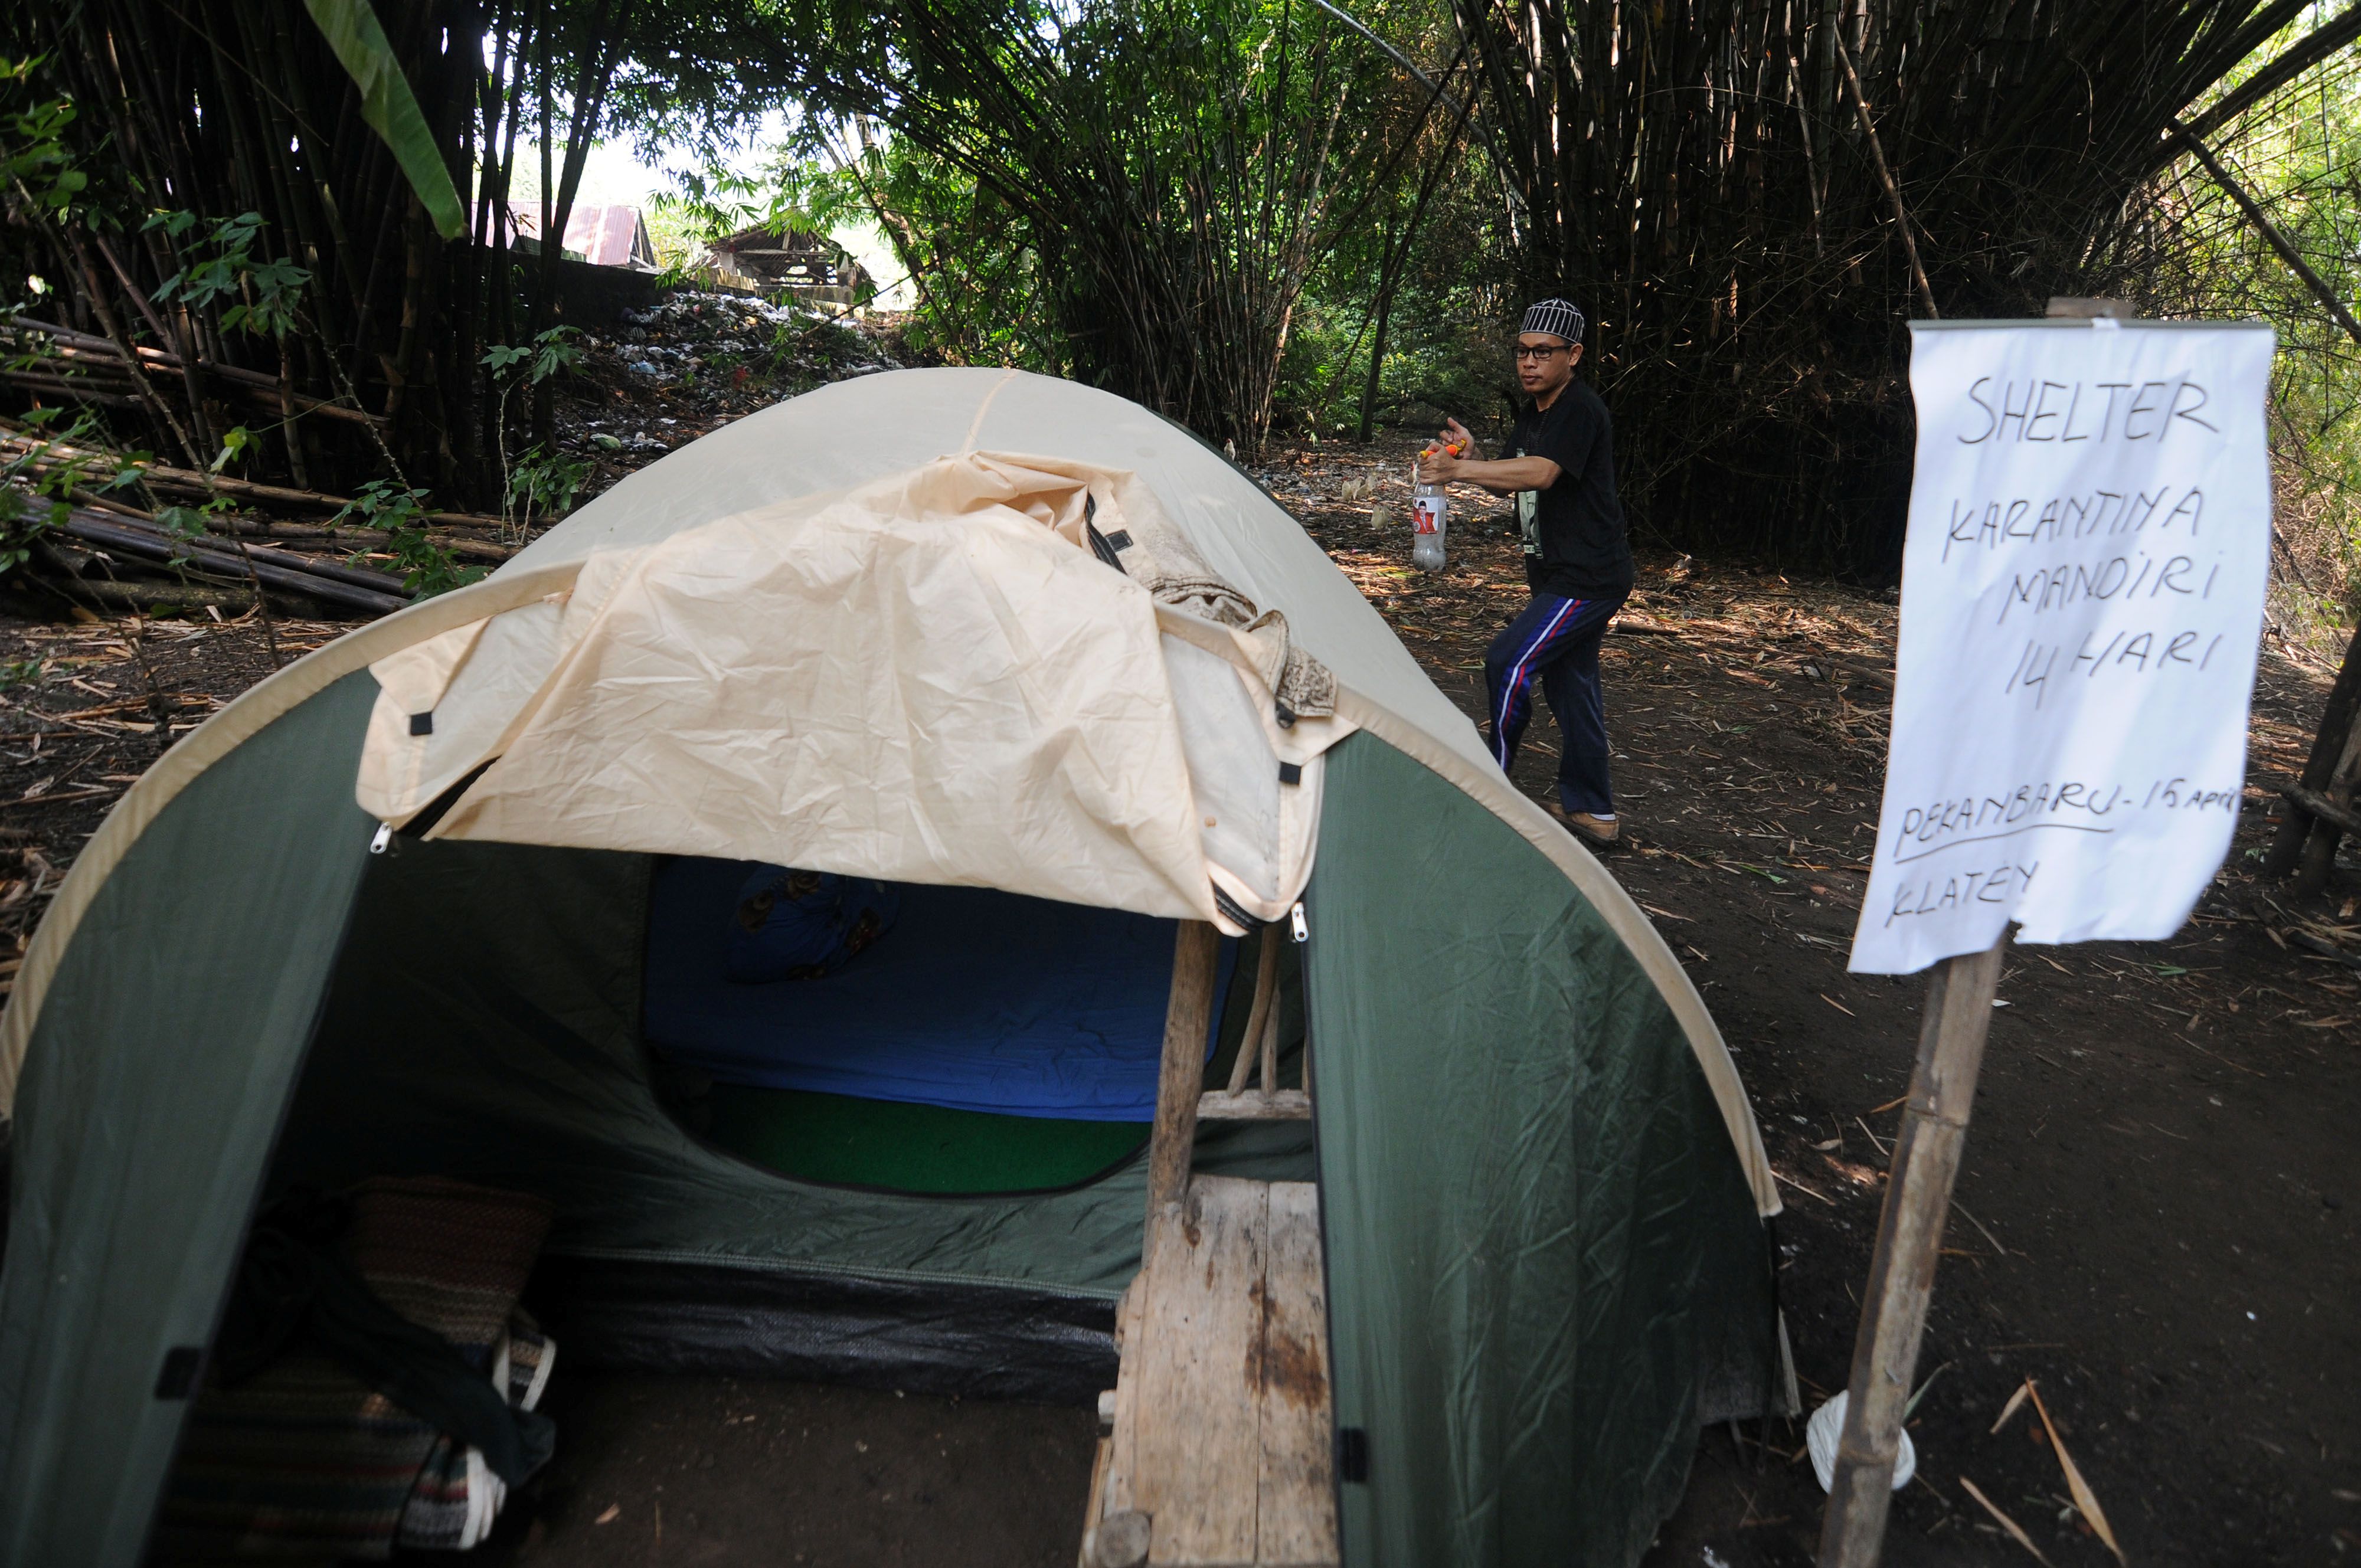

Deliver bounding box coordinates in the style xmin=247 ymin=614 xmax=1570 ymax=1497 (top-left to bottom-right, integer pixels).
xmin=1 ymin=419 xmax=520 ymax=618
xmin=1 ymin=0 xmax=716 ymax=505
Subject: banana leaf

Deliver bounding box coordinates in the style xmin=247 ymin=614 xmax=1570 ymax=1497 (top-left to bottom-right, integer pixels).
xmin=301 ymin=0 xmax=466 ymax=241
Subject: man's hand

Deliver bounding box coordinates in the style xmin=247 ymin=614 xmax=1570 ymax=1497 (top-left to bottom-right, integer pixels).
xmin=1415 ymin=419 xmax=1480 ymax=483
xmin=1420 ymin=417 xmax=1564 ymax=497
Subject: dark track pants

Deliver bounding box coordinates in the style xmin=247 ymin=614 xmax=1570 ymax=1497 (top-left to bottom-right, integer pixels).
xmin=1483 ymin=590 xmax=1625 ymax=816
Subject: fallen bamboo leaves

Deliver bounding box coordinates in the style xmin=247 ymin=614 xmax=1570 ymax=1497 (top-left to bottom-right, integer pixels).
xmin=1951 ymin=1202 xmax=2012 ymax=1260
xmin=2027 ymin=1380 xmax=2127 ymax=1564
xmin=0 ymin=785 xmax=116 ymax=811
xmin=1771 ymin=1168 xmax=1835 ymax=1205
xmin=1958 ymin=1475 xmax=2056 ymax=1566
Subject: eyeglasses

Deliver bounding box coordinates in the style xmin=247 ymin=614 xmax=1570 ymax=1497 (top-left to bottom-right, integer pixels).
xmin=1514 ymin=344 xmax=1568 ymax=360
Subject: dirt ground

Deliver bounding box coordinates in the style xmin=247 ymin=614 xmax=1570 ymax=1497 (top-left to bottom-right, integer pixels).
xmin=445 ymin=1377 xmax=1098 ymax=1567
xmin=1280 ymin=433 xmax=2361 ymax=1568
xmin=2 ymin=423 xmax=2357 ymax=1566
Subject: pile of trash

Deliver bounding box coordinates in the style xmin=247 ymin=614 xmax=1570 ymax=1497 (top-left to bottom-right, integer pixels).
xmin=551 ymin=292 xmax=907 ymax=480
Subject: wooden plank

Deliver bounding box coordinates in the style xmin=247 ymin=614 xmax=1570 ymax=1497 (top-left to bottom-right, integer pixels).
xmin=1123 ymin=1176 xmax=1268 ymax=1566
xmin=1095 ymin=1179 xmax=1338 ymax=1567
xmin=1197 ymin=1089 xmax=1312 ymax=1122
xmin=1255 ymin=1181 xmax=1338 ymax=1568
xmin=1147 ymin=922 xmax=1223 ymax=1218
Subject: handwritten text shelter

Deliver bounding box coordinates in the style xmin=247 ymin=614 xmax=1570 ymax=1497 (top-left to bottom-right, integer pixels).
xmin=1848 ymin=320 xmax=2272 ymax=974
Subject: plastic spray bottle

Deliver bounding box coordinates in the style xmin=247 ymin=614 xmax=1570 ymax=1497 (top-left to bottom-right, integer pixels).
xmin=1410 ymin=437 xmax=1465 ymax=572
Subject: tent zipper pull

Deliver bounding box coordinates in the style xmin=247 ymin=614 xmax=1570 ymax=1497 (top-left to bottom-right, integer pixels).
xmin=368 ymin=823 xmax=393 ymax=856
xmin=1289 ymin=901 xmax=1307 ymax=943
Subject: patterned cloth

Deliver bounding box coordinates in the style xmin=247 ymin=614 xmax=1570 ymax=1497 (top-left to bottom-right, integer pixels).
xmin=156 ymin=1177 xmax=554 ymax=1560
xmin=1098 ymin=508 xmax=1338 ymax=721
xmin=1521 ymin=297 xmax=1586 ymax=345
xmin=725 ymin=866 xmax=901 ymax=982
xmin=395 ymin=1317 xmax=556 ymax=1551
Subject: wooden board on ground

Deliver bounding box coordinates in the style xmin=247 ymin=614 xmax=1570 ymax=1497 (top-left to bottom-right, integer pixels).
xmin=1253 ymin=1180 xmax=1337 ymax=1567
xmin=1096 ymin=1176 xmax=1338 ymax=1567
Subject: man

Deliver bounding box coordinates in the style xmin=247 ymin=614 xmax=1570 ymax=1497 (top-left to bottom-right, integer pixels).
xmin=1417 ymin=297 xmax=1633 ymax=848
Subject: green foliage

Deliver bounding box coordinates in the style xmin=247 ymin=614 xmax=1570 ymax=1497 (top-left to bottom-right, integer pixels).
xmin=739 ymin=0 xmax=1456 ymax=452
xmin=0 ymin=487 xmax=60 ymax=578
xmin=646 ymin=165 xmax=771 ymax=250
xmin=645 ymin=155 xmax=872 ymax=301
xmin=0 ymin=56 xmax=84 ymax=217
xmin=333 ymin=480 xmax=482 ymax=598
xmin=482 ymin=326 xmax=587 ymax=539
xmin=789 ymin=136 xmax=1052 ymax=371
xmin=208 ymin=425 xmax=256 ymax=474
xmin=149 ymin=212 xmax=312 ymax=338
xmin=0 ymin=657 xmax=46 ymax=691
xmin=2158 ymin=60 xmax=2361 ymax=649
xmin=152 ymin=497 xmax=233 ymax=569
xmin=506 ymin=444 xmax=591 ymax=532
xmin=0 ymin=408 xmax=112 ymax=575
xmin=482 ymin=325 xmax=585 ymax=387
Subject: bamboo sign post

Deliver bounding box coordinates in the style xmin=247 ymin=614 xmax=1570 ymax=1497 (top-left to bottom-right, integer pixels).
xmin=1819 ymin=310 xmax=2275 ymax=1566
xmin=1817 ymin=933 xmax=2004 ymax=1563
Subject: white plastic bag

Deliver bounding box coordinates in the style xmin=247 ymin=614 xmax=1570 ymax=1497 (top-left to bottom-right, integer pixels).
xmin=1806 ymin=1389 xmax=1915 ymax=1492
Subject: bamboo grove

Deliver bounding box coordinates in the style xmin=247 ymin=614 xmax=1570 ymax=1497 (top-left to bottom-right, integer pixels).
xmin=4 ymin=0 xmax=2360 ymax=564
xmin=0 ymin=0 xmax=800 ymax=508
xmin=1447 ymin=0 xmax=2361 ymax=567
xmin=792 ymin=0 xmax=1474 ymax=454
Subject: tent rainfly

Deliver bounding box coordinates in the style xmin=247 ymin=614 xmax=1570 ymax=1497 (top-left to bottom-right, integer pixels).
xmin=0 ymin=368 xmax=1787 ymax=1567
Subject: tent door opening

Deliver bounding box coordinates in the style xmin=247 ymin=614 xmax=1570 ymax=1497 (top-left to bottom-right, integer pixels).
xmin=640 ymin=855 xmax=1247 ymax=1196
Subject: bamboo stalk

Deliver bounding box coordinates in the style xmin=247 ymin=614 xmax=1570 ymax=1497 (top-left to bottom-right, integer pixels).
xmin=1817 ymin=932 xmax=2007 ymax=1566
xmin=1831 ymin=28 xmax=1937 ymax=321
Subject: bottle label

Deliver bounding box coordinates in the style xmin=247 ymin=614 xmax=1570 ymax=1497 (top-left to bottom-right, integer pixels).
xmin=1411 ymin=494 xmax=1444 ymax=534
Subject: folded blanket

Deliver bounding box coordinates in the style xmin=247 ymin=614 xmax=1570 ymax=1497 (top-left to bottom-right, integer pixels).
xmin=156 ymin=1177 xmax=554 ymax=1560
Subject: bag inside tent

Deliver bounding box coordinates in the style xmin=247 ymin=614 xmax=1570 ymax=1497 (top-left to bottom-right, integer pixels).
xmin=0 ymin=371 xmax=1786 ymax=1568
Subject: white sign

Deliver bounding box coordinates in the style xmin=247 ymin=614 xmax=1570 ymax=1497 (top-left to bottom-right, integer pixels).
xmin=1849 ymin=320 xmax=2275 ymax=974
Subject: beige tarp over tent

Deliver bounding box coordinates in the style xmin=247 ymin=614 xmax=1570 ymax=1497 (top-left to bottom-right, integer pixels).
xmin=360 ymin=450 xmax=1354 ymax=931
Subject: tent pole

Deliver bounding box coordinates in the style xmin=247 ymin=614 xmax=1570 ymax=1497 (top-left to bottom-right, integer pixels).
xmin=1817 ymin=929 xmax=2007 ymax=1567
xmin=1147 ymin=921 xmax=1223 ymax=1219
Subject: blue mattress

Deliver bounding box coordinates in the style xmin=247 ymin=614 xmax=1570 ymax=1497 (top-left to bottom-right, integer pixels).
xmin=643 ymin=859 xmax=1234 ymax=1121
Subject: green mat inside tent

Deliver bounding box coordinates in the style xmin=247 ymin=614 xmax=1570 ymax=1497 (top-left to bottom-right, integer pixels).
xmin=703 ymin=1086 xmax=1150 ymax=1193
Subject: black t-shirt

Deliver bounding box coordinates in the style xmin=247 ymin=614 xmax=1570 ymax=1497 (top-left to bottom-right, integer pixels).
xmin=1508 ymin=381 xmax=1633 ymax=600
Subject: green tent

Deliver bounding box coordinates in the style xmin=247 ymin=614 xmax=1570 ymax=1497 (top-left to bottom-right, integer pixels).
xmin=0 ymin=369 xmax=1784 ymax=1565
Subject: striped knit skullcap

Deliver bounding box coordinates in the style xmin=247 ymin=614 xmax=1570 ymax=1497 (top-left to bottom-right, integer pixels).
xmin=1520 ymin=298 xmax=1585 ymax=345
